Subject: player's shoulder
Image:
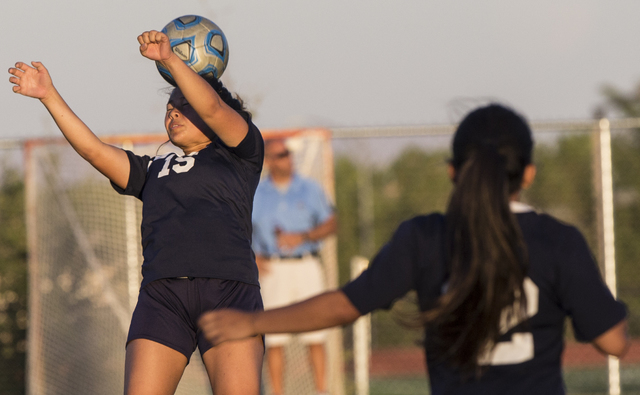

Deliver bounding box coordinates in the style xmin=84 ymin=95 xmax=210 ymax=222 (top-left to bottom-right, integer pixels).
xmin=517 ymin=210 xmax=589 ymax=263
xmin=395 ymin=213 xmax=446 ymax=239
xmin=121 ymin=150 xmax=155 ymax=174
xmin=518 ymin=210 xmax=583 ymax=241
xmin=405 ymin=212 xmax=446 ymax=227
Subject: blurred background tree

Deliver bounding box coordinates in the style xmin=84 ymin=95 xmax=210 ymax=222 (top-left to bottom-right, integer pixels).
xmin=601 ymin=82 xmax=640 ymax=118
xmin=0 ymin=168 xmax=27 ymax=395
xmin=599 ymin=82 xmax=640 ymax=334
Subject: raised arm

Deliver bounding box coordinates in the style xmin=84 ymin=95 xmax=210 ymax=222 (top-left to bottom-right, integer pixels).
xmin=138 ymin=31 xmax=248 ymax=147
xmin=8 ymin=62 xmax=130 ymax=189
xmin=198 ymin=290 xmax=361 ymax=346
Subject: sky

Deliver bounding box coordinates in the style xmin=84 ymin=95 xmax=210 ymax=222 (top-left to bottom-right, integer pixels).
xmin=2 ymin=0 xmax=640 ymax=142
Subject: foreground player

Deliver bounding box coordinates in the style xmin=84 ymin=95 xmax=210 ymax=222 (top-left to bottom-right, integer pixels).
xmin=9 ymin=30 xmax=264 ymax=394
xmin=200 ymin=104 xmax=629 ymax=394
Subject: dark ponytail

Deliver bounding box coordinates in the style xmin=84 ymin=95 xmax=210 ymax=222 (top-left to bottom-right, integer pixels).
xmin=204 ymin=76 xmax=252 ymax=122
xmin=424 ymin=104 xmax=532 ymax=373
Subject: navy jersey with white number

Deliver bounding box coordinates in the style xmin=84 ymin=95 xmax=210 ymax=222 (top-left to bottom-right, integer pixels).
xmin=112 ymin=122 xmax=264 ymax=288
xmin=342 ymin=205 xmax=626 ymax=395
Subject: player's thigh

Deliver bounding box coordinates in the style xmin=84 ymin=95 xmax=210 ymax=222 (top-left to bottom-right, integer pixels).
xmin=201 ymin=335 xmax=264 ymax=395
xmin=124 ymin=338 xmax=188 ymax=395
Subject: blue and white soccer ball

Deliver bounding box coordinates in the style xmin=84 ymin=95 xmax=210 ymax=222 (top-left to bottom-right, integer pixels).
xmin=156 ymin=15 xmax=229 ymax=86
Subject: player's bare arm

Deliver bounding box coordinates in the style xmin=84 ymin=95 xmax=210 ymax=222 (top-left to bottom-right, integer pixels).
xmin=138 ymin=30 xmax=248 ymax=148
xmin=199 ymin=290 xmax=361 ymax=346
xmin=592 ymin=318 xmax=630 ymax=358
xmin=9 ymin=61 xmax=130 ymax=189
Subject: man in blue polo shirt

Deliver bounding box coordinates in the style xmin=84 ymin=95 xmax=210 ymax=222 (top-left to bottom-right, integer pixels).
xmin=253 ymin=138 xmax=337 ymax=395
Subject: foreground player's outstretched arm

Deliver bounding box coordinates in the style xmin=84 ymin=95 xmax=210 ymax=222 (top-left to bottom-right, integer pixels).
xmin=8 ymin=62 xmax=130 ymax=189
xmin=592 ymin=318 xmax=629 ymax=358
xmin=138 ymin=30 xmax=248 ymax=147
xmin=198 ymin=290 xmax=361 ymax=345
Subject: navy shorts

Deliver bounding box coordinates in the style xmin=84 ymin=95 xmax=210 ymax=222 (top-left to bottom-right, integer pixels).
xmin=127 ymin=277 xmax=263 ymax=362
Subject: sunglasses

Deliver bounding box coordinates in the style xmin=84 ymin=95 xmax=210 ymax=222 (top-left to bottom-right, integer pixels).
xmin=268 ymin=150 xmax=291 ymax=160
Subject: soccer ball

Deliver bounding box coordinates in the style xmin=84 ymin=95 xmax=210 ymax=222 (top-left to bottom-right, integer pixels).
xmin=156 ymin=15 xmax=229 ymax=86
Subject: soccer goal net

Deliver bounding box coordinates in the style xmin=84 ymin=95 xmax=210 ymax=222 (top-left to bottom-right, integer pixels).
xmin=24 ymin=129 xmax=341 ymax=395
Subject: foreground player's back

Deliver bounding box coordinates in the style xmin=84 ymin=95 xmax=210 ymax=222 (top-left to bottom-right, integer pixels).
xmin=420 ymin=207 xmax=626 ymax=394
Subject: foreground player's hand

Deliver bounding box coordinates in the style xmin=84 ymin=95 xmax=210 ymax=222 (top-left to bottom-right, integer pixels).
xmin=198 ymin=309 xmax=257 ymax=346
xmin=8 ymin=62 xmax=54 ymax=100
xmin=138 ymin=30 xmax=173 ymax=63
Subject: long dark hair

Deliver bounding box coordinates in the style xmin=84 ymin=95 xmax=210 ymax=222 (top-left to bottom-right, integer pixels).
xmin=204 ymin=76 xmax=252 ymax=122
xmin=424 ymin=104 xmax=533 ymax=373
xmin=167 ymin=76 xmax=252 ymax=120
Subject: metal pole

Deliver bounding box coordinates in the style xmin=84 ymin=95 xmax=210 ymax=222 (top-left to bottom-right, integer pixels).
xmin=357 ymin=163 xmax=375 ymax=257
xmin=122 ymin=141 xmax=141 ymax=312
xmin=599 ymin=118 xmax=620 ymax=395
xmin=351 ymin=256 xmax=371 ymax=395
xmin=24 ymin=143 xmax=44 ymax=395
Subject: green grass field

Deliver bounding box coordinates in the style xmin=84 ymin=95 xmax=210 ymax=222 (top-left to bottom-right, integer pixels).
xmin=369 ymin=377 xmax=429 ymax=395
xmin=563 ymin=365 xmax=640 ymax=395
xmin=363 ymin=365 xmax=640 ymax=395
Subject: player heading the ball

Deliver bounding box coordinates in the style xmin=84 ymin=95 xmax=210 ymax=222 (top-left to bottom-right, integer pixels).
xmin=10 ymin=21 xmax=265 ymax=395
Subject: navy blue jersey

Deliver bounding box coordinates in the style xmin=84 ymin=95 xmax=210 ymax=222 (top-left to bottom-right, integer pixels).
xmin=113 ymin=122 xmax=264 ymax=288
xmin=342 ymin=206 xmax=626 ymax=395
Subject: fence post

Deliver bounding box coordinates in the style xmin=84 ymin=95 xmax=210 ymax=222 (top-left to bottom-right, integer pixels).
xmin=122 ymin=140 xmax=141 ymax=313
xmin=351 ymin=256 xmax=371 ymax=395
xmin=597 ymin=118 xmax=621 ymax=395
xmin=24 ymin=142 xmax=43 ymax=395
xmin=356 ymin=154 xmax=375 ymax=258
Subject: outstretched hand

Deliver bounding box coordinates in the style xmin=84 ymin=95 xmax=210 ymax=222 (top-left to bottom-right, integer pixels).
xmin=138 ymin=30 xmax=174 ymax=63
xmin=8 ymin=61 xmax=54 ymax=100
xmin=198 ymin=309 xmax=257 ymax=346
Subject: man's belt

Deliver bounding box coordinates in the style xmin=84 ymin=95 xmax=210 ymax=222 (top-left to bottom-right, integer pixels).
xmin=275 ymin=251 xmax=320 ymax=260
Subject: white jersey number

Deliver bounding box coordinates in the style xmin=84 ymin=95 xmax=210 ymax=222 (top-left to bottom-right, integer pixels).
xmin=156 ymin=153 xmax=196 ymax=178
xmin=478 ymin=277 xmax=539 ymax=366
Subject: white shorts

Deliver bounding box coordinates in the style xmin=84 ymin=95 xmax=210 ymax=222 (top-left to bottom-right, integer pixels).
xmin=259 ymin=255 xmax=328 ymax=347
